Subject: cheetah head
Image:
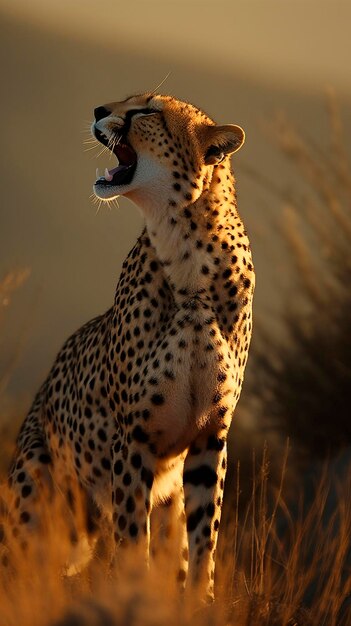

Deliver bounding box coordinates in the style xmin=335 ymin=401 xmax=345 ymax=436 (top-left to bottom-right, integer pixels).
xmin=92 ymin=93 xmax=245 ymax=214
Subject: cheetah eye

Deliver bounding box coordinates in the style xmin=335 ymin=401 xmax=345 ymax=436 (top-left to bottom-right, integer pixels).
xmin=128 ymin=108 xmax=160 ymax=119
xmin=136 ymin=113 xmax=158 ymax=119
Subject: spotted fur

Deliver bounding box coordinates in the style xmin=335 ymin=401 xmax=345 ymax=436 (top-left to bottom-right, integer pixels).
xmin=7 ymin=93 xmax=254 ymax=600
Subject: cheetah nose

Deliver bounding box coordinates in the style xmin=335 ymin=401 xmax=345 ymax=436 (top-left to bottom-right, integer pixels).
xmin=94 ymin=106 xmax=112 ymax=122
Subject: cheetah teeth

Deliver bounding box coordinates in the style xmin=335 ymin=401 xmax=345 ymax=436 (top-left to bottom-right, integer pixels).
xmin=104 ymin=168 xmax=113 ymax=182
xmin=95 ymin=168 xmax=114 ymax=182
xmin=96 ymin=167 xmax=113 ymax=182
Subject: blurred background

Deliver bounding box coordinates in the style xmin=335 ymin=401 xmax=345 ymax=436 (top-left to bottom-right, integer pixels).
xmin=1 ymin=0 xmax=351 ymax=498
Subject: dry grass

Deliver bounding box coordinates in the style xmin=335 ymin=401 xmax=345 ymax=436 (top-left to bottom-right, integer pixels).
xmin=1 ymin=445 xmax=351 ymax=625
xmin=0 ymin=269 xmax=31 ymax=476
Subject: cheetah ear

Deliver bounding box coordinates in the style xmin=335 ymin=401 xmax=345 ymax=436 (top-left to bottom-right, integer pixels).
xmin=203 ymin=124 xmax=245 ymax=165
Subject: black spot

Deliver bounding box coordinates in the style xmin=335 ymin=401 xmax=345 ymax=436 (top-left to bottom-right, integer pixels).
xmin=19 ymin=511 xmax=31 ymax=524
xmin=213 ymin=394 xmax=222 ymax=407
xmin=218 ymin=406 xmax=228 ymax=418
xmin=123 ymin=472 xmax=132 ymax=486
xmin=39 ymin=453 xmax=51 ymax=464
xmin=74 ymin=442 xmax=81 ymax=454
xmin=217 ymin=371 xmax=227 ymax=382
xmin=115 ymin=488 xmax=124 ymax=504
xmin=202 ymin=525 xmax=211 ymax=537
xmin=97 ymin=428 xmax=107 ymax=443
xmin=85 ymin=451 xmax=93 ymax=463
xmin=17 ymin=472 xmax=26 ymax=483
xmin=206 ymin=503 xmax=215 ymax=517
xmin=177 ymin=569 xmax=187 ymax=582
xmin=21 ymin=485 xmax=32 ymax=499
xmin=126 ymin=496 xmax=136 ymax=513
xmin=187 ymin=506 xmax=204 ymax=531
xmin=101 ymin=457 xmax=111 ymax=471
xmin=118 ymin=515 xmax=127 ymax=530
xmin=129 ymin=523 xmax=138 ymax=538
xmin=131 ymin=453 xmax=142 ymax=469
xmin=141 ymin=467 xmax=154 ymax=489
xmin=132 ymin=426 xmax=149 ymax=443
xmin=151 ymin=393 xmax=165 ymax=406
xmin=207 ymin=435 xmax=225 ymax=451
xmin=164 ymin=370 xmax=175 ymax=380
xmin=183 ymin=465 xmax=217 ymax=488
xmin=113 ymin=460 xmax=123 ymax=475
xmin=142 ymin=409 xmax=151 ymax=420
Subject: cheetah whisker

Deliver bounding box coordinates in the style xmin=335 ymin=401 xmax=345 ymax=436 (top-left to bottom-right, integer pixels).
xmin=150 ymin=71 xmax=172 ymax=95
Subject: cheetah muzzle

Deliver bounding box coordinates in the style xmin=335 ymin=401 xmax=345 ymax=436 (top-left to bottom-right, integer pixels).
xmin=7 ymin=92 xmax=255 ymax=602
xmin=94 ymin=122 xmax=138 ymax=188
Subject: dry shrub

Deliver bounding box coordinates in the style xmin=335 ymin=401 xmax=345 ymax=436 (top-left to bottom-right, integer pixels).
xmin=0 ymin=269 xmax=30 ymax=316
xmin=251 ymin=92 xmax=351 ymax=459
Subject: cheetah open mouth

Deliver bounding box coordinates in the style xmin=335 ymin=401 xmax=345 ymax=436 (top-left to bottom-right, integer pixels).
xmin=93 ymin=128 xmax=137 ymax=189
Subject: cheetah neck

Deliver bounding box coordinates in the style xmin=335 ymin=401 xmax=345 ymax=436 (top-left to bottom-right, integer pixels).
xmin=143 ymin=165 xmax=254 ymax=312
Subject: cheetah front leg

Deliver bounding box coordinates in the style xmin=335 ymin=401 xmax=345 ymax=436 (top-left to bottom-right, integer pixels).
xmin=183 ymin=432 xmax=227 ymax=601
xmin=111 ymin=439 xmax=155 ymax=572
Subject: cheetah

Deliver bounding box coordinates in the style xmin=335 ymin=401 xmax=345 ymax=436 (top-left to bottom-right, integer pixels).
xmin=7 ymin=93 xmax=254 ymax=600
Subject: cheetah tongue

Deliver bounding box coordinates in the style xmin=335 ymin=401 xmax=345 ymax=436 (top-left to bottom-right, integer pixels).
xmin=95 ymin=162 xmax=135 ymax=187
xmin=95 ymin=140 xmax=137 ymax=186
xmin=104 ymin=164 xmax=132 ymax=182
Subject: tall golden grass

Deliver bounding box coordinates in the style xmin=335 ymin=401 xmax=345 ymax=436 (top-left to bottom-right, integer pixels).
xmin=1 ymin=442 xmax=351 ymax=625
